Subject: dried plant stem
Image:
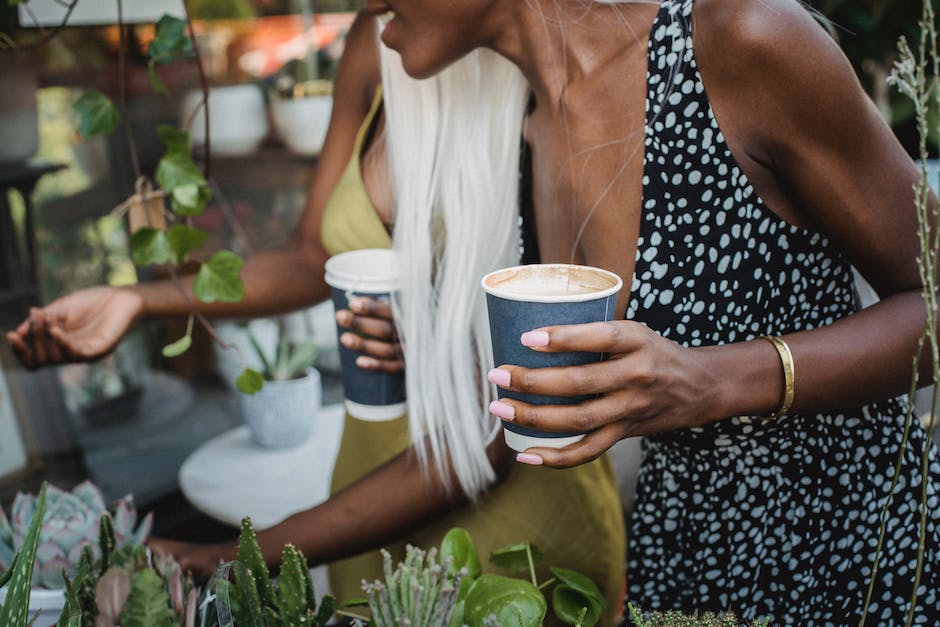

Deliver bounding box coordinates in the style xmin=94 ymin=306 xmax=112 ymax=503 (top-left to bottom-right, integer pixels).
xmin=116 ymin=0 xmax=143 ymax=181
xmin=181 ymin=0 xmax=212 ymax=181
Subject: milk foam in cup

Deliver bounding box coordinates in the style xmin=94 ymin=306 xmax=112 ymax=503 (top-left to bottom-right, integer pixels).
xmin=482 ymin=263 xmax=623 ymax=452
xmin=325 ymin=249 xmax=406 ymax=421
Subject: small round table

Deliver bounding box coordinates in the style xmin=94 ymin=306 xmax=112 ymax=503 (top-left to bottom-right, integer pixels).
xmin=178 ymin=403 xmax=344 ymax=530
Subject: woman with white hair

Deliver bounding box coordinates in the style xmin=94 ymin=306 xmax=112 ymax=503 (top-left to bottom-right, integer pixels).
xmin=367 ymin=0 xmax=940 ymax=622
xmin=7 ymin=6 xmax=627 ymax=623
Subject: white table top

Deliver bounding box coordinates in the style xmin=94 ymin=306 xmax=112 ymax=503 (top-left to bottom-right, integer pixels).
xmin=178 ymin=403 xmax=344 ymax=530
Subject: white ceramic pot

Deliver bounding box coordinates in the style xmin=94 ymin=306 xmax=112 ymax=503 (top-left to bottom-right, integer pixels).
xmin=241 ymin=368 xmax=322 ymax=448
xmin=270 ymin=94 xmax=333 ymax=157
xmin=0 ymin=586 xmax=66 ymax=627
xmin=180 ymin=84 xmax=268 ymax=157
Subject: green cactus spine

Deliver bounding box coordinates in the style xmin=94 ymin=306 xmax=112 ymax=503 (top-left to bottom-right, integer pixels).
xmin=0 ymin=481 xmax=48 ymax=626
xmin=278 ymin=544 xmax=308 ymax=622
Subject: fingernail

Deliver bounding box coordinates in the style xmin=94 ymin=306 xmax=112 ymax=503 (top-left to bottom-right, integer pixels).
xmin=487 ymin=368 xmax=511 ymax=387
xmin=349 ymin=297 xmax=366 ymax=312
xmin=488 ymin=400 xmax=515 ymax=420
xmin=340 ymin=333 xmax=355 ymax=348
xmin=516 ymin=453 xmax=543 ymax=465
xmin=356 ymin=356 xmax=379 ymax=369
xmin=336 ymin=311 xmax=352 ymax=325
xmin=520 ymin=331 xmax=549 ymax=347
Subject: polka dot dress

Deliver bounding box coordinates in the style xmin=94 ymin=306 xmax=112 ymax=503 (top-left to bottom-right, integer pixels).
xmin=625 ymin=1 xmax=940 ymax=623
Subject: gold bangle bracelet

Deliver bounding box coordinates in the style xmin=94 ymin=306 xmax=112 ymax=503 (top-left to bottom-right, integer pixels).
xmin=760 ymin=335 xmax=794 ymax=420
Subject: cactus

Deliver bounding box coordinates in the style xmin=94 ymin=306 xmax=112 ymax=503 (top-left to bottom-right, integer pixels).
xmin=362 ymin=545 xmax=466 ymax=627
xmin=0 ymin=481 xmax=48 ymax=626
xmin=213 ymin=516 xmax=335 ymax=625
xmin=0 ymin=480 xmax=152 ymax=590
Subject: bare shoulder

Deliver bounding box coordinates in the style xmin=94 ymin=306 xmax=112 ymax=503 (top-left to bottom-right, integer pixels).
xmin=693 ymin=0 xmax=849 ymax=88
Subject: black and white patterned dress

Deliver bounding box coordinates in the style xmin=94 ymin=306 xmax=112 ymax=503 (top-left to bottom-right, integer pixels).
xmin=625 ymin=1 xmax=940 ymax=623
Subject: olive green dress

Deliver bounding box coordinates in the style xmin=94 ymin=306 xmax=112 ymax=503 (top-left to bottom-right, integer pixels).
xmin=320 ymin=87 xmax=627 ymax=625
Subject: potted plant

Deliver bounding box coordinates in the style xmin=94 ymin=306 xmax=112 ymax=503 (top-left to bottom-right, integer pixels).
xmin=237 ymin=316 xmax=322 ymax=448
xmin=0 ymin=481 xmax=152 ymax=627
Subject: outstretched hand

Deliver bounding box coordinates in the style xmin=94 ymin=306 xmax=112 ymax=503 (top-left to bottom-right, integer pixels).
xmin=148 ymin=536 xmax=234 ymax=578
xmin=487 ymin=320 xmax=721 ymax=468
xmin=335 ymin=296 xmax=404 ymax=373
xmin=5 ymin=286 xmax=144 ymax=370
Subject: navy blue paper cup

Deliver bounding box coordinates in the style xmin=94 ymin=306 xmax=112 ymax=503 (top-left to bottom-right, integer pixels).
xmin=325 ymin=249 xmax=406 ymax=421
xmin=482 ymin=264 xmax=622 ymax=452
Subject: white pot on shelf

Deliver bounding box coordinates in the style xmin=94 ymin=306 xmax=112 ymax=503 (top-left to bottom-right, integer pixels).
xmin=180 ymin=84 xmax=268 ymax=157
xmin=270 ymin=92 xmax=333 ymax=157
xmin=0 ymin=586 xmax=65 ymax=627
xmin=241 ymin=367 xmax=322 ymax=449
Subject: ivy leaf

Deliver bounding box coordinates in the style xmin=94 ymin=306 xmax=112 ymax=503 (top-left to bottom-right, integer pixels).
xmin=156 ymin=124 xmax=190 ymax=154
xmin=488 ymin=543 xmax=544 ymax=573
xmin=147 ymin=14 xmax=193 ymax=65
xmin=193 ymin=251 xmax=245 ymax=303
xmin=162 ymin=334 xmax=192 ymax=358
xmin=73 ymin=89 xmax=119 ymax=138
xmin=147 ymin=60 xmax=170 ymax=95
xmin=171 ymin=182 xmax=212 ymax=216
xmin=165 ymin=224 xmax=208 ymax=266
xmin=130 ymin=228 xmax=172 ymax=266
xmin=236 ymin=368 xmax=265 ymax=395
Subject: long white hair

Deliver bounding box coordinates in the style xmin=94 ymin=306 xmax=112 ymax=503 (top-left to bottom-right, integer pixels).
xmin=380 ymin=42 xmax=529 ymax=498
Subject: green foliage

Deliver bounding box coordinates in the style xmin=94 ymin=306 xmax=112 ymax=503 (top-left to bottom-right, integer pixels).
xmin=441 ymin=528 xmax=482 ymax=580
xmin=0 ymin=482 xmax=47 ymax=627
xmin=147 ymin=15 xmax=194 ymax=64
xmin=550 ymin=567 xmax=606 ymax=627
xmin=131 ymin=228 xmax=173 ymax=267
xmin=73 ymin=89 xmax=120 ymax=138
xmin=463 ymin=574 xmax=546 ymax=627
xmin=193 ymin=251 xmax=246 ymax=303
xmin=120 ymin=570 xmax=175 ymax=627
xmin=162 ymin=333 xmax=193 ymax=358
xmin=236 ymin=368 xmax=265 ymax=394
xmin=165 ymin=224 xmax=209 ymax=266
xmin=488 ymin=542 xmax=544 ymax=575
xmin=154 ymin=126 xmax=211 ymax=217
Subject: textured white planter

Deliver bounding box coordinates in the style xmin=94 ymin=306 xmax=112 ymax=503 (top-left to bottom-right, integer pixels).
xmin=180 ymin=84 xmax=268 ymax=156
xmin=0 ymin=586 xmax=65 ymax=627
xmin=241 ymin=368 xmax=322 ymax=448
xmin=270 ymin=93 xmax=333 ymax=157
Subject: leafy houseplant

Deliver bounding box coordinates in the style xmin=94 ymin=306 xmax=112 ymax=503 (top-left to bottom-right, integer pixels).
xmin=348 ymin=527 xmax=607 ymax=627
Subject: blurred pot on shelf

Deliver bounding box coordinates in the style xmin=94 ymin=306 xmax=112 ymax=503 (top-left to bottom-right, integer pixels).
xmin=179 ymin=83 xmax=269 ymax=157
xmin=269 ymin=78 xmax=334 ymax=157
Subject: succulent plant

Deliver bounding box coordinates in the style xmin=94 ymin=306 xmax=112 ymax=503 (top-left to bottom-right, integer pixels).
xmin=0 ymin=481 xmax=152 ymax=589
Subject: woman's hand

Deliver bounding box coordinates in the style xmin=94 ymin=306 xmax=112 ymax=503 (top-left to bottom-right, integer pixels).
xmin=335 ymin=296 xmax=404 ymax=373
xmin=148 ymin=536 xmax=234 ymax=578
xmin=5 ymin=286 xmax=144 ymax=370
xmin=487 ymin=320 xmax=723 ymax=468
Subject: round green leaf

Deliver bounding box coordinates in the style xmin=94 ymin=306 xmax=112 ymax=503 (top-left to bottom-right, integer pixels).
xmin=130 ymin=228 xmax=172 ymax=267
xmin=551 ymin=585 xmax=603 ymax=627
xmin=464 ymin=574 xmax=546 ymax=627
xmin=489 ymin=543 xmax=544 ymax=573
xmin=165 ymin=224 xmax=209 ymax=266
xmin=548 ymin=567 xmax=606 ymax=609
xmin=73 ymin=89 xmax=119 ymax=137
xmin=161 ymin=334 xmax=192 ymax=358
xmin=441 ymin=527 xmax=482 ymax=579
xmin=236 ymin=368 xmax=265 ymax=395
xmin=193 ymin=251 xmax=245 ymax=303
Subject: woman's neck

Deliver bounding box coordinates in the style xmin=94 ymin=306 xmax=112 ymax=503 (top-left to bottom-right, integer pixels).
xmin=488 ymin=0 xmax=660 ymax=109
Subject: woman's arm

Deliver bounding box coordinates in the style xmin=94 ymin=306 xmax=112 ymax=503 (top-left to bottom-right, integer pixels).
xmin=151 ymin=432 xmax=516 ymax=575
xmin=487 ymin=0 xmax=934 ymax=467
xmin=6 ymin=12 xmax=384 ymax=368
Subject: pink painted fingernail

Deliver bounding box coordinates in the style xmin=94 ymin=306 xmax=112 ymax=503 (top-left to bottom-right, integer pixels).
xmin=349 ymin=297 xmax=367 ymax=312
xmin=520 ymin=331 xmax=549 ymax=347
xmin=516 ymin=453 xmax=543 ymax=465
xmin=489 ymin=400 xmax=515 ymax=420
xmin=336 ymin=311 xmax=352 ymax=325
xmin=340 ymin=333 xmax=355 ymax=348
xmin=487 ymin=368 xmax=511 ymax=387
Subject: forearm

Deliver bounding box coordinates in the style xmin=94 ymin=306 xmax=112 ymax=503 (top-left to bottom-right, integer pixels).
xmin=707 ymin=290 xmax=927 ymax=419
xmin=129 ymin=240 xmax=332 ymax=321
xmin=249 ymin=436 xmax=514 ymax=567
